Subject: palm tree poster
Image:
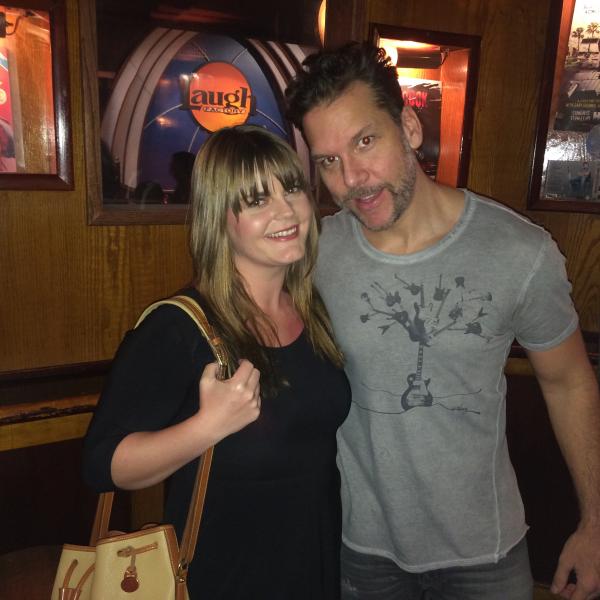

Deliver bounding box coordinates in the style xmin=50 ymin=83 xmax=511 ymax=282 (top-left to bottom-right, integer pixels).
xmin=554 ymin=0 xmax=600 ymax=133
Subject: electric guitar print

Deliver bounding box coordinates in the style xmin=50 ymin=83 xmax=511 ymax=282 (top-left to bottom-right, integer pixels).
xmin=401 ymin=342 xmax=433 ymax=411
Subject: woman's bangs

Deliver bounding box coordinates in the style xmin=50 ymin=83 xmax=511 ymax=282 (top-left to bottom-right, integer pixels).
xmin=230 ymin=146 xmax=306 ymax=213
xmin=269 ymin=149 xmax=307 ymax=193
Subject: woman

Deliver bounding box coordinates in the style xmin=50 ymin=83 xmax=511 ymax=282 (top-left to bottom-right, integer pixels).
xmin=83 ymin=125 xmax=351 ymax=599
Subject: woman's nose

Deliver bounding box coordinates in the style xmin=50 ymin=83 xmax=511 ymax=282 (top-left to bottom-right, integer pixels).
xmin=272 ymin=193 xmax=295 ymax=217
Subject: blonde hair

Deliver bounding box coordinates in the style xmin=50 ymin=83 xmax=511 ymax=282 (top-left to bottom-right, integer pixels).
xmin=189 ymin=125 xmax=342 ymax=394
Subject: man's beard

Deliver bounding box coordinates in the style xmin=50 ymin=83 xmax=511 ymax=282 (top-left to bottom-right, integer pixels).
xmin=339 ymin=157 xmax=417 ymax=232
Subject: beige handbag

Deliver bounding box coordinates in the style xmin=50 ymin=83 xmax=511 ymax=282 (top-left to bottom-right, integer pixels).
xmin=52 ymin=296 xmax=228 ymax=600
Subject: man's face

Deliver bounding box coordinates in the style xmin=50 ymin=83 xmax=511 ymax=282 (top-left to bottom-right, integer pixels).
xmin=302 ymin=81 xmax=418 ymax=232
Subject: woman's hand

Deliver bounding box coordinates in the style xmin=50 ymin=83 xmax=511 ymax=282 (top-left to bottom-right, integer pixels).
xmin=197 ymin=359 xmax=261 ymax=442
xmin=109 ymin=360 xmax=260 ymax=490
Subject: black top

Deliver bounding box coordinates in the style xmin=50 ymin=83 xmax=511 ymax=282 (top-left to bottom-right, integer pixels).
xmin=83 ymin=289 xmax=351 ymax=599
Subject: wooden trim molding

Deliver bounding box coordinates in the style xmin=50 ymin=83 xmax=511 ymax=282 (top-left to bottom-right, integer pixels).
xmin=0 ymin=394 xmax=99 ymax=426
xmin=0 ymin=412 xmax=93 ymax=452
xmin=0 ymin=329 xmax=596 ymax=451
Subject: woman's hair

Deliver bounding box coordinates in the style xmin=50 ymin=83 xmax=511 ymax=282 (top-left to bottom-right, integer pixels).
xmin=189 ymin=125 xmax=343 ymax=395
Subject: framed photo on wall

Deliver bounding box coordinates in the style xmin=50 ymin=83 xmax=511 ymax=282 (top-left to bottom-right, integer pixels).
xmin=529 ymin=0 xmax=600 ymax=213
xmin=81 ymin=0 xmax=321 ymax=225
xmin=370 ymin=24 xmax=480 ymax=190
xmin=0 ymin=0 xmax=72 ymax=190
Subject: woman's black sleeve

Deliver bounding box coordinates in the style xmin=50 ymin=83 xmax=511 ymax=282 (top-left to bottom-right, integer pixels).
xmin=82 ymin=305 xmax=214 ymax=491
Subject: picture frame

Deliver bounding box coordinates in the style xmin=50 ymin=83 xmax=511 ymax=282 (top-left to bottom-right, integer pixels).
xmin=81 ymin=0 xmax=320 ymax=225
xmin=0 ymin=0 xmax=72 ymax=190
xmin=80 ymin=0 xmax=188 ymax=225
xmin=528 ymin=0 xmax=600 ymax=213
xmin=370 ymin=24 xmax=481 ymax=189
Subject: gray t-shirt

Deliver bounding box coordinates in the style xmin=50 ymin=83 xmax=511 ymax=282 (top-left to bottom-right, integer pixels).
xmin=316 ymin=190 xmax=578 ymax=571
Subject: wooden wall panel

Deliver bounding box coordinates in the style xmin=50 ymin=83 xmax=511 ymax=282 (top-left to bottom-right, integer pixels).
xmin=1 ymin=0 xmax=597 ymax=375
xmin=532 ymin=212 xmax=600 ymax=333
xmin=341 ymin=0 xmax=600 ymax=331
xmin=0 ymin=0 xmax=193 ymax=373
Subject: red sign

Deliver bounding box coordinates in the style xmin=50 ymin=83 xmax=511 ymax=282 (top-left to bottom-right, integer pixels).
xmin=180 ymin=62 xmax=255 ymax=132
xmin=0 ymin=47 xmax=16 ymax=172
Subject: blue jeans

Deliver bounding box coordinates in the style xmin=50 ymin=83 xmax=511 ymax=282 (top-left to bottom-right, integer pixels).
xmin=340 ymin=538 xmax=533 ymax=600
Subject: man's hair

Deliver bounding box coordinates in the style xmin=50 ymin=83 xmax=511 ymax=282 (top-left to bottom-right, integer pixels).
xmin=189 ymin=125 xmax=343 ymax=394
xmin=286 ymin=42 xmax=404 ymax=131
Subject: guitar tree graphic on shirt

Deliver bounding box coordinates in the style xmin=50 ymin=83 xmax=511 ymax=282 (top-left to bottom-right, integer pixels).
xmin=401 ymin=338 xmax=432 ymax=411
xmin=359 ymin=274 xmax=495 ymax=415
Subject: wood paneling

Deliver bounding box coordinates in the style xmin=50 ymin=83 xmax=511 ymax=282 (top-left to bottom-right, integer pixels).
xmin=0 ymin=438 xmax=130 ymax=554
xmin=0 ymin=412 xmax=92 ymax=451
xmin=4 ymin=0 xmax=590 ymax=370
xmin=325 ymin=0 xmax=367 ymax=47
xmin=330 ymin=0 xmax=599 ymax=331
xmin=0 ymin=0 xmax=193 ymax=374
xmin=0 ymin=5 xmax=592 ymax=368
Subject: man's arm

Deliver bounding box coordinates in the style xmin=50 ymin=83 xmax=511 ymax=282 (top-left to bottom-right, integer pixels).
xmin=525 ymin=328 xmax=600 ymax=600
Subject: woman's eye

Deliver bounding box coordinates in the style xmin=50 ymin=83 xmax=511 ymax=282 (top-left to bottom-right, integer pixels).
xmin=285 ymin=185 xmax=300 ymax=195
xmin=247 ymin=196 xmax=267 ymax=208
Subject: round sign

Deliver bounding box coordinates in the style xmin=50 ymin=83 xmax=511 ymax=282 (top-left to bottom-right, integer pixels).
xmin=185 ymin=62 xmax=253 ymax=132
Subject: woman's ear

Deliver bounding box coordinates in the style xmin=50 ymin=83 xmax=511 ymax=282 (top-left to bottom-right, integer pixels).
xmin=401 ymin=105 xmax=423 ymax=150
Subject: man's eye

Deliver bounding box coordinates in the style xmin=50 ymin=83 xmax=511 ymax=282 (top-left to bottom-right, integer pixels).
xmin=358 ymin=136 xmax=374 ymax=148
xmin=318 ymin=156 xmax=338 ymax=169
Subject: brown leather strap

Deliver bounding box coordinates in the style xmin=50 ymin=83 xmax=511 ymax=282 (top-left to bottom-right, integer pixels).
xmin=136 ymin=295 xmax=229 ymax=381
xmin=90 ymin=491 xmax=114 ymax=545
xmin=89 ymin=295 xmax=228 ymax=580
xmin=177 ymin=445 xmax=214 ymax=577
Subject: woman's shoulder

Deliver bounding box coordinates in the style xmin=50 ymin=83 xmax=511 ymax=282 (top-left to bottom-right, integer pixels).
xmin=127 ymin=288 xmax=216 ymax=363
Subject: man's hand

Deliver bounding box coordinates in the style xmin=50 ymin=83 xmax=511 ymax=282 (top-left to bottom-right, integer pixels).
xmin=551 ymin=525 xmax=600 ymax=599
xmin=527 ymin=331 xmax=600 ymax=600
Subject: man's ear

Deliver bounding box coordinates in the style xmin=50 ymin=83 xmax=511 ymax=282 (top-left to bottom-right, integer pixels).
xmin=401 ymin=105 xmax=423 ymax=150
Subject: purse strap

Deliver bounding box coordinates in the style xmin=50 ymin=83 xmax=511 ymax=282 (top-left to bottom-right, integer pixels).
xmin=90 ymin=295 xmax=229 ymax=583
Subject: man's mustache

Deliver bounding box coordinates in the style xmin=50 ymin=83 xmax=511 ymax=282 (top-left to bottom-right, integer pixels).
xmin=340 ymin=184 xmax=393 ymax=205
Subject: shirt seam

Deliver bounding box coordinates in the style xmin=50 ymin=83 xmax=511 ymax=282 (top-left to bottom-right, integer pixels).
xmin=342 ymin=527 xmax=529 ymax=572
xmin=511 ymin=234 xmax=548 ymax=328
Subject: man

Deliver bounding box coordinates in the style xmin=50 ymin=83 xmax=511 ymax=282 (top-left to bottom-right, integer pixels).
xmin=286 ymin=43 xmax=600 ymax=600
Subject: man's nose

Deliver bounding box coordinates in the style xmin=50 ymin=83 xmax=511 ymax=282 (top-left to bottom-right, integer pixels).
xmin=342 ymin=156 xmax=368 ymax=189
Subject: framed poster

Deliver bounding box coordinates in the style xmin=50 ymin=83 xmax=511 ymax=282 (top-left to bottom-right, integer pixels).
xmin=529 ymin=0 xmax=600 ymax=212
xmin=396 ymin=76 xmax=442 ymax=179
xmin=81 ymin=0 xmax=320 ymax=225
xmin=0 ymin=1 xmax=71 ymax=189
xmin=371 ymin=24 xmax=480 ymax=189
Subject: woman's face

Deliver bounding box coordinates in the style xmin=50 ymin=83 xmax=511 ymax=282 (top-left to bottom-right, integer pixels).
xmin=226 ymin=176 xmax=313 ymax=276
